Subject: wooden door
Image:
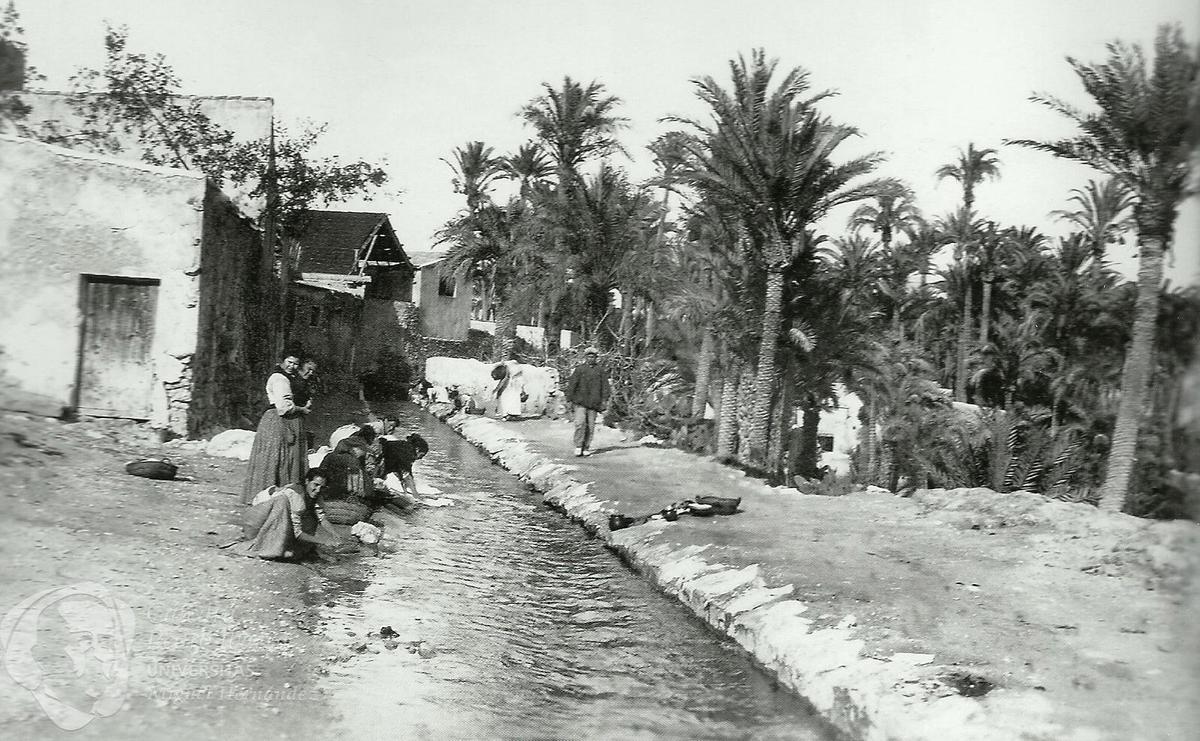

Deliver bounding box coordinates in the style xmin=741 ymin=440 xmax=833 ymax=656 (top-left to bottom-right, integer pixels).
xmin=76 ymin=277 xmax=159 ymax=419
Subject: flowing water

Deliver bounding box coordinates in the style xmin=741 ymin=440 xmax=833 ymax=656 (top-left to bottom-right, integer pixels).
xmin=307 ymin=401 xmax=835 ymax=740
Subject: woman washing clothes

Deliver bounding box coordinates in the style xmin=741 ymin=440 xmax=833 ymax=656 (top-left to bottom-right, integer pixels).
xmin=242 ymin=353 xmax=311 ymax=504
xmin=320 ymin=436 xmax=372 ymax=501
xmin=234 ymin=469 xmax=340 ymax=560
xmin=381 ymin=433 xmax=429 ymax=501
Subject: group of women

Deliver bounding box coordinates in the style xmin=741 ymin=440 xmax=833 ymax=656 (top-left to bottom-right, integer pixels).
xmin=235 ymin=353 xmax=429 ymax=561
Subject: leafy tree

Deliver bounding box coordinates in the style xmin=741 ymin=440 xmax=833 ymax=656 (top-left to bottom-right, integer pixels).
xmin=1010 ymin=24 xmax=1200 ymax=511
xmin=0 ymin=1 xmax=39 ymax=120
xmin=25 ymin=26 xmax=388 ymax=235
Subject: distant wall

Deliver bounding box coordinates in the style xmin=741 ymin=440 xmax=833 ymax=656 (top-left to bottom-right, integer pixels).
xmin=0 ymin=134 xmax=205 ymax=430
xmin=357 ymin=298 xmax=421 ymax=387
xmin=414 ymin=263 xmax=469 ymax=340
xmin=287 ymin=284 xmax=363 ymax=392
xmin=189 ymin=183 xmax=274 ymax=435
xmin=469 ymin=320 xmax=575 ymax=351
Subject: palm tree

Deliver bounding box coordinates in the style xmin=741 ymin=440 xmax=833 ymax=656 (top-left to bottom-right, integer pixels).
xmin=441 ymin=141 xmax=502 ymax=214
xmin=1010 ymin=24 xmax=1199 ymax=512
xmin=1050 ymin=178 xmax=1136 ymax=280
xmin=671 ymin=49 xmax=883 ymax=465
xmin=520 ymin=76 xmax=627 ymax=188
xmin=440 ymin=141 xmax=505 ymax=322
xmin=935 ymin=208 xmax=985 ymax=400
xmin=500 ymin=142 xmax=554 ymax=201
xmin=664 ymin=200 xmax=744 ymax=418
xmin=520 ymin=77 xmax=628 ymax=349
xmin=979 ymin=225 xmax=1046 ymax=345
xmin=818 ymin=234 xmax=882 ymax=294
xmin=639 ymin=132 xmax=693 ymax=352
xmin=936 ymin=143 xmax=1001 ymax=211
xmin=969 ymin=311 xmax=1061 ymax=412
xmin=848 ymin=179 xmax=923 ymax=250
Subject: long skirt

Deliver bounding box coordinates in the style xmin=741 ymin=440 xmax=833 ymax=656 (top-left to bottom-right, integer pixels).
xmin=241 ymin=410 xmax=307 ymax=504
xmin=233 ymin=491 xmax=346 ymax=560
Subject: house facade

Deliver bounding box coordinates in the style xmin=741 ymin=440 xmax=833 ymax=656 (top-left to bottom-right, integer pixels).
xmin=288 ymin=211 xmax=418 ymax=395
xmin=407 ymin=251 xmax=470 ymax=341
xmin=0 ymin=134 xmax=273 ymax=435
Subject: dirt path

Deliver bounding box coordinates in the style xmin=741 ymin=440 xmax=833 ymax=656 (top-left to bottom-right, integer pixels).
xmin=0 ymin=413 xmax=345 ymax=738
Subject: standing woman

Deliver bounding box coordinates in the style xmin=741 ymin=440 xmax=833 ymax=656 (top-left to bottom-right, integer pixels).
xmin=292 ymin=358 xmax=318 ymax=450
xmin=242 ymin=353 xmax=311 ymax=504
xmin=492 ymin=360 xmax=526 ymax=421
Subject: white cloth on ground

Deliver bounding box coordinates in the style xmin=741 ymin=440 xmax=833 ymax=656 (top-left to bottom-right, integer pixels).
xmin=350 ymin=521 xmax=383 ymax=544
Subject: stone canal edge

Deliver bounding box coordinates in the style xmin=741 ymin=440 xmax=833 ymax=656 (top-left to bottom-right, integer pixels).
xmin=437 ymin=409 xmax=1084 ymax=741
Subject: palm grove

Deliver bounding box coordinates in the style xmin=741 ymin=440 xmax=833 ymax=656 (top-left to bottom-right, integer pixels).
xmin=3 ymin=11 xmax=1196 ymax=518
xmin=439 ymin=28 xmax=1198 ymax=518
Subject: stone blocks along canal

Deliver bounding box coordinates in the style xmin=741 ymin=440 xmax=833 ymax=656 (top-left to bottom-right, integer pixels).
xmin=439 ymin=408 xmax=1200 ymax=741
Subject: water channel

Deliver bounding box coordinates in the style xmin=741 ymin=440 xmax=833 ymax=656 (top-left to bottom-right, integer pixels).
xmin=307 ymin=402 xmax=835 ymax=739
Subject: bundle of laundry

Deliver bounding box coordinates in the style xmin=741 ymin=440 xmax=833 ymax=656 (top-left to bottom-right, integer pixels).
xmin=350 ymin=521 xmax=383 ymax=545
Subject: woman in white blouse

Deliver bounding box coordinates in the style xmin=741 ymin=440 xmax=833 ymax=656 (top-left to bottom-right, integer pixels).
xmin=235 ymin=468 xmax=334 ymax=560
xmin=241 ymin=353 xmax=313 ymax=504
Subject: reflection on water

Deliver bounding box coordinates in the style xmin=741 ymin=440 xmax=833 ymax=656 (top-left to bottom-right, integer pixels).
xmin=310 ymin=401 xmax=833 ymax=740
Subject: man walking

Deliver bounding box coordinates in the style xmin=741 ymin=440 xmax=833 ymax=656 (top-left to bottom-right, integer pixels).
xmin=565 ymin=347 xmax=609 ymax=457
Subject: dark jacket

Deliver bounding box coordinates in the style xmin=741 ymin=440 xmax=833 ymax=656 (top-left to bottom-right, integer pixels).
xmin=566 ymin=363 xmax=610 ymax=411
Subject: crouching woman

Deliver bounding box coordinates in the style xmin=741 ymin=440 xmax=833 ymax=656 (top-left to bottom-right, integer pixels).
xmin=235 ymin=469 xmax=336 ymax=560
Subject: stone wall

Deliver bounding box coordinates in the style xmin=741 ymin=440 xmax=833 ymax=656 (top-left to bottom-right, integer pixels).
xmin=286 ymin=284 xmax=364 ymax=392
xmin=189 ymin=183 xmax=274 ymax=436
xmin=0 ymin=135 xmax=206 ymax=431
xmin=357 ymin=298 xmax=422 ymax=390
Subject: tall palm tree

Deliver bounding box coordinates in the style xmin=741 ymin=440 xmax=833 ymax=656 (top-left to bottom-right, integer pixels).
xmin=520 ymin=76 xmax=627 ymax=188
xmin=665 ymin=200 xmax=744 ymax=418
xmin=671 ymin=49 xmax=884 ymax=465
xmin=935 ymin=208 xmax=985 ymax=400
xmin=439 ymin=141 xmax=504 ymax=322
xmin=1010 ymin=24 xmax=1199 ymax=512
xmin=936 ymin=143 xmax=1001 ymax=211
xmin=441 ymin=141 xmax=502 ymax=213
xmin=521 ymin=77 xmax=627 ymax=349
xmin=1050 ymin=178 xmax=1136 ymax=280
xmin=848 ymin=179 xmax=923 ymax=250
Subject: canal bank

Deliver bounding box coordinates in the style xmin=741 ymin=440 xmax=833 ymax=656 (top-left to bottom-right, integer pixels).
xmin=435 ymin=407 xmax=1199 ymax=741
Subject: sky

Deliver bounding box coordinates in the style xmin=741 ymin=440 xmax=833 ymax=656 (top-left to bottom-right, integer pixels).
xmin=15 ymin=0 xmax=1200 ymax=286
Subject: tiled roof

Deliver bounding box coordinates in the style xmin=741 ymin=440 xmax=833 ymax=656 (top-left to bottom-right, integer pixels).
xmin=294 ymin=210 xmax=407 ymax=275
